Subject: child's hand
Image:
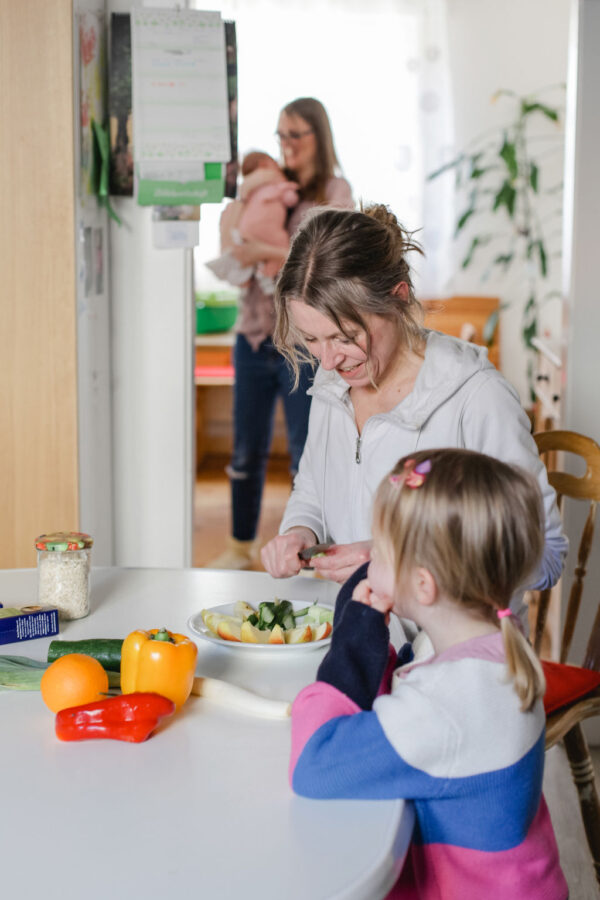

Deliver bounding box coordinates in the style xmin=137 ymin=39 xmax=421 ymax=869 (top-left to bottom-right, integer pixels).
xmin=351 ymin=579 xmax=391 ymax=624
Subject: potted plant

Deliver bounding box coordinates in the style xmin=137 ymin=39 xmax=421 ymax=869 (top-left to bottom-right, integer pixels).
xmin=428 ymin=87 xmax=565 ymax=401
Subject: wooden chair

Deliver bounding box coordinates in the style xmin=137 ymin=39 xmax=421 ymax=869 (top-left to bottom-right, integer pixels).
xmin=532 ymin=429 xmax=600 ymax=885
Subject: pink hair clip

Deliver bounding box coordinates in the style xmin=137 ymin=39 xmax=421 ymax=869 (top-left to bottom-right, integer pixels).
xmin=404 ymin=458 xmax=431 ymax=489
xmin=497 ymin=608 xmax=512 ymax=620
xmin=389 ymin=459 xmax=432 ymax=489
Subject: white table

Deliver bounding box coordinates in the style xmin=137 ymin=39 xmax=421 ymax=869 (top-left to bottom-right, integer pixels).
xmin=0 ymin=568 xmax=413 ymax=900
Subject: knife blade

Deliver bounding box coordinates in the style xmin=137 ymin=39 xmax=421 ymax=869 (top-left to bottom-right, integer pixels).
xmin=298 ymin=542 xmax=334 ymax=561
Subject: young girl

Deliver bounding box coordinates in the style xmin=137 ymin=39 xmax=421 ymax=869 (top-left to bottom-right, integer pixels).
xmin=290 ymin=448 xmax=568 ymax=900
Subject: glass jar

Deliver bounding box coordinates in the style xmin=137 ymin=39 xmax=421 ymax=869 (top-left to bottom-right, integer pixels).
xmin=35 ymin=532 xmax=93 ymax=620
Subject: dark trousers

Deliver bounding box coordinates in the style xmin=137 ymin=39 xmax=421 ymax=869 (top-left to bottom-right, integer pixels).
xmin=229 ymin=335 xmax=313 ymax=541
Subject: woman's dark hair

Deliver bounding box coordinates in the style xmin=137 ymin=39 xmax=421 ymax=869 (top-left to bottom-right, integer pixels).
xmin=273 ymin=203 xmax=426 ymax=384
xmin=281 ymin=97 xmax=340 ymax=203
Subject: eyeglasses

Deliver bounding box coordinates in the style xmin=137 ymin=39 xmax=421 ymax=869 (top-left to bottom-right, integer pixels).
xmin=275 ymin=129 xmax=314 ymax=144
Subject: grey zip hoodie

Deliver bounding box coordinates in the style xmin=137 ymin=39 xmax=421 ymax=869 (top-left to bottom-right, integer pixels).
xmin=280 ymin=331 xmax=567 ymax=592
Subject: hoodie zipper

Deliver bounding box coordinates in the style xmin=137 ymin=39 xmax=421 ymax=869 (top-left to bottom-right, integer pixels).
xmin=355 ymin=435 xmax=362 ymax=464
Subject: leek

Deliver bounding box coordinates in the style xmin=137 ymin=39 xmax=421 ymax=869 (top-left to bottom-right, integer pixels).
xmin=0 ymin=655 xmax=120 ymax=691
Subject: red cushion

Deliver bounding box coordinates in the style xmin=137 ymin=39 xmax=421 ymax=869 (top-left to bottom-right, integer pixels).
xmin=542 ymin=660 xmax=600 ymax=714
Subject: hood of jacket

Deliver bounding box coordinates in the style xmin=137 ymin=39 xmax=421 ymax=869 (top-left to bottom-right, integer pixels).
xmin=308 ymin=330 xmax=496 ymax=430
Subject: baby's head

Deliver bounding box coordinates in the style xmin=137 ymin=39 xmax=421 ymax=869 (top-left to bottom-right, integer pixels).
xmin=371 ymin=448 xmax=544 ymax=621
xmin=241 ymin=151 xmax=280 ymax=177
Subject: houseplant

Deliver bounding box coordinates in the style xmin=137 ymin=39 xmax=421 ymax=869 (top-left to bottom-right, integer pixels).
xmin=428 ymin=87 xmax=565 ymax=401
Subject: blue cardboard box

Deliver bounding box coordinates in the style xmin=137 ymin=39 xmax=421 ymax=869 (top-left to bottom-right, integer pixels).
xmin=0 ymin=603 xmax=59 ymax=645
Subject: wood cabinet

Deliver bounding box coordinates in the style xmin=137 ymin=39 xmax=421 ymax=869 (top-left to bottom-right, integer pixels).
xmin=0 ymin=0 xmax=79 ymax=567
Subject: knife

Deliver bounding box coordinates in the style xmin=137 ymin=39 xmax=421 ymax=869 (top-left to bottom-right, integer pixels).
xmin=298 ymin=542 xmax=334 ymax=561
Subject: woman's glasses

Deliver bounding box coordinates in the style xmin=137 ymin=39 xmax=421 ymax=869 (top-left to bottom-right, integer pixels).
xmin=275 ymin=129 xmax=314 ymax=144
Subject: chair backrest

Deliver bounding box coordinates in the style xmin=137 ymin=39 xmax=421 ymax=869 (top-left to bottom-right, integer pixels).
xmin=421 ymin=296 xmax=500 ymax=369
xmin=533 ymin=430 xmax=600 ymax=668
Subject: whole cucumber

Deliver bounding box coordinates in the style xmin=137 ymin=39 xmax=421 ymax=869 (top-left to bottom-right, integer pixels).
xmin=47 ymin=639 xmax=123 ymax=672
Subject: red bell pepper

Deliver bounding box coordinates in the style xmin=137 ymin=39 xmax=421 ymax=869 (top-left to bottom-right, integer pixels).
xmin=55 ymin=692 xmax=176 ymax=743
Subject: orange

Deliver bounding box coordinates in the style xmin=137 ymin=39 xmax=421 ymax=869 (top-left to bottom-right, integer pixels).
xmin=40 ymin=653 xmax=109 ymax=713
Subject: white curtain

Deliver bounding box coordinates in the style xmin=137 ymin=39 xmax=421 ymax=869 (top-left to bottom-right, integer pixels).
xmin=192 ymin=0 xmax=454 ymax=297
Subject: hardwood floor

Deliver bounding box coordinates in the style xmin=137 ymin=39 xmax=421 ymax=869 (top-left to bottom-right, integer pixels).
xmin=193 ymin=454 xmax=292 ymax=569
xmin=193 ymin=456 xmax=600 ymax=897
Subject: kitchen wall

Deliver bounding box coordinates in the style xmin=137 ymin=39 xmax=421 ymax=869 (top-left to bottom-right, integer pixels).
xmin=561 ymin=0 xmax=600 ymax=741
xmin=107 ymin=0 xmax=195 ymax=568
xmin=74 ymin=0 xmax=114 ymax=565
xmin=444 ymin=0 xmax=571 ymax=403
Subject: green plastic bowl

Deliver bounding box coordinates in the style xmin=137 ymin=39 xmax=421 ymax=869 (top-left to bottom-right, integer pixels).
xmin=196 ymin=291 xmax=239 ymax=334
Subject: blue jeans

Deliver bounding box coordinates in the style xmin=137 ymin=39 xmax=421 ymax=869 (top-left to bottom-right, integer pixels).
xmin=229 ymin=335 xmax=313 ymax=541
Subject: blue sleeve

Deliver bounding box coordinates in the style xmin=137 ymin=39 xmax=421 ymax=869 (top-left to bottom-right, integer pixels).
xmin=292 ymin=700 xmax=444 ymax=801
xmin=333 ymin=561 xmax=370 ymax=626
xmin=317 ymin=597 xmax=390 ymax=710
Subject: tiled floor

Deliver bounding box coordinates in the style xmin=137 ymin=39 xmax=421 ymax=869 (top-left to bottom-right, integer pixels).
xmin=194 ymin=456 xmax=600 ymax=896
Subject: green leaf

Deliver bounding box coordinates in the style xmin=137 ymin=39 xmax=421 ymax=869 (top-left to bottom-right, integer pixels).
xmin=492 ymin=181 xmax=517 ymax=217
xmin=537 ymin=240 xmax=548 ymax=277
xmin=522 ymin=318 xmax=538 ymax=348
xmin=493 ymin=252 xmax=514 ymax=269
xmin=541 ymin=290 xmax=562 ymax=303
xmin=455 ymin=207 xmax=475 ymax=236
xmin=499 ymin=138 xmax=518 ymax=180
xmin=427 ymin=155 xmax=464 ymax=181
xmin=461 ymin=237 xmax=480 ymax=268
xmin=482 ymin=310 xmax=499 ymax=346
xmin=529 ymin=162 xmax=539 ymax=192
xmin=521 ymin=101 xmax=559 ymax=123
xmin=524 ymin=294 xmax=536 ymax=314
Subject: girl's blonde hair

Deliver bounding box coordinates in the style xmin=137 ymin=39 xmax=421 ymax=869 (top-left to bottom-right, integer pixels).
xmin=372 ymin=448 xmax=546 ymax=712
xmin=273 ymin=203 xmax=426 ymax=387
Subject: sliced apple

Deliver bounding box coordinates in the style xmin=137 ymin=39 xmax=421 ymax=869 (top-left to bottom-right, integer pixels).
xmin=240 ymin=620 xmax=269 ymax=644
xmin=285 ymin=624 xmax=313 ymax=644
xmin=202 ymin=610 xmax=240 ymax=635
xmin=217 ymin=618 xmax=243 ymax=642
xmin=268 ymin=624 xmax=286 ymax=645
xmin=234 ymin=600 xmax=257 ymax=620
xmin=311 ymin=621 xmax=333 ymax=642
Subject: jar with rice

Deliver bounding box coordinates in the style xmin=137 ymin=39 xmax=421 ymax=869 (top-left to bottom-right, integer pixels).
xmin=35 ymin=532 xmax=93 ymax=620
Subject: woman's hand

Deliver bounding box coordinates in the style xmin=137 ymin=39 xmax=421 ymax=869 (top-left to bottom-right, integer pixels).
xmin=351 ymin=578 xmax=392 ymax=624
xmin=310 ymin=541 xmax=372 ymax=584
xmin=260 ymin=527 xmax=318 ymax=579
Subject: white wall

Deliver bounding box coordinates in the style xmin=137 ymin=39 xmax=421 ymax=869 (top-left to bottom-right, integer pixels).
xmin=108 ymin=0 xmax=195 ymax=568
xmin=561 ymin=0 xmax=600 ymax=742
xmin=74 ymin=0 xmax=114 ymax=565
xmin=445 ymin=0 xmax=571 ymax=403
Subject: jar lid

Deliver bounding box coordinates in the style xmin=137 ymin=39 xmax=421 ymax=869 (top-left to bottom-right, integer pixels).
xmin=35 ymin=531 xmax=93 ymax=551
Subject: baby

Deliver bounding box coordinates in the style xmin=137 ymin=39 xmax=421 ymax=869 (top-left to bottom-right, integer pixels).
xmin=206 ymin=151 xmax=298 ymax=294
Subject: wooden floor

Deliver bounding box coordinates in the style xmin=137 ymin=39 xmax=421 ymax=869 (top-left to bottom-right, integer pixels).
xmin=193 ymin=456 xmax=600 ymax=897
xmin=193 ymin=454 xmax=293 ymax=569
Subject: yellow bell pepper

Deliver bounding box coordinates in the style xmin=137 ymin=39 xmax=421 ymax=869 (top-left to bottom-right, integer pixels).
xmin=121 ymin=628 xmax=198 ymax=711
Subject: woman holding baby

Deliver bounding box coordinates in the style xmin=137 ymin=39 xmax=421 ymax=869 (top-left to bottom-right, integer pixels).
xmin=208 ymin=97 xmax=353 ymax=570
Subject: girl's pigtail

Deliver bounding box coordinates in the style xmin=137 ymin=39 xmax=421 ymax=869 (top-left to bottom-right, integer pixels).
xmin=500 ymin=613 xmax=546 ymax=712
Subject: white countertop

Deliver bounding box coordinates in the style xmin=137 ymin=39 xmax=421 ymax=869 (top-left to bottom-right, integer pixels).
xmin=0 ymin=567 xmax=413 ymax=900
